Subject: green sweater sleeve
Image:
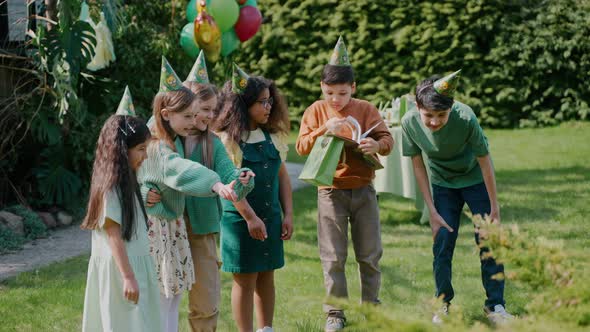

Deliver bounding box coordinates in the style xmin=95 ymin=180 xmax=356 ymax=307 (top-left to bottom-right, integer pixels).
xmin=139 ymin=183 xmax=151 ymax=204
xmin=213 ymin=137 xmax=254 ymax=201
xmin=162 ymin=146 xmax=221 ymax=197
xmin=141 ymin=142 xmax=221 ymax=198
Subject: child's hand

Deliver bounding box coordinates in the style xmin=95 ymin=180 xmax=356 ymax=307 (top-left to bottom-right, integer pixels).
xmin=430 ymin=211 xmax=454 ymax=241
xmin=325 ymin=118 xmax=347 ymax=133
xmin=489 ymin=207 xmax=501 ymax=224
xmin=239 ymin=170 xmax=256 ymax=185
xmin=245 ymin=216 xmax=267 ymax=241
xmin=146 ymin=189 xmax=161 ymax=207
xmin=123 ymin=276 xmax=139 ymax=304
xmin=359 ymin=137 xmax=380 ymax=155
xmin=212 ymin=181 xmax=239 ymax=202
xmin=281 ymin=214 xmax=293 ymax=240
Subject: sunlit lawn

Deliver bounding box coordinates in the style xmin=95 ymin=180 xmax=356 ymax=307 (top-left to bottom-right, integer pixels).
xmin=1 ymin=122 xmax=589 ymax=331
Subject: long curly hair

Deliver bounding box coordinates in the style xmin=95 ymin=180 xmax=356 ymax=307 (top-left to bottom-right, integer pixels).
xmin=152 ymin=86 xmax=195 ymax=150
xmin=81 ymin=115 xmax=151 ymax=241
xmin=214 ymin=76 xmax=289 ymax=144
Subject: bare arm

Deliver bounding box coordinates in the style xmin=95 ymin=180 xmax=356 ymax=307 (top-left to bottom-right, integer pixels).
xmin=412 ymin=155 xmax=435 ymax=213
xmin=477 ymin=154 xmax=500 ymax=223
xmin=104 ymin=218 xmax=139 ymax=304
xmin=411 ymin=155 xmax=454 ymax=240
xmin=232 ymin=198 xmax=267 ymax=241
xmin=278 ymin=162 xmax=294 ymax=240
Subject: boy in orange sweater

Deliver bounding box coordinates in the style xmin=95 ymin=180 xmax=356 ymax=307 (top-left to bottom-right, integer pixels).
xmin=296 ymin=36 xmax=393 ymax=332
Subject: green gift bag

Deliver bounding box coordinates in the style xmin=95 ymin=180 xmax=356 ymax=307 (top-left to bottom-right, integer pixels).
xmin=298 ymin=135 xmax=345 ymax=186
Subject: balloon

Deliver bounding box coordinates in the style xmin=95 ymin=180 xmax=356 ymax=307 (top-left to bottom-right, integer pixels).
xmin=237 ymin=0 xmax=247 ymax=5
xmin=209 ymin=0 xmax=239 ymax=32
xmin=180 ymin=23 xmax=201 ymax=58
xmin=186 ymin=0 xmax=198 ymax=22
xmin=240 ymin=0 xmax=257 ymax=7
xmin=194 ymin=10 xmax=221 ymax=62
xmin=234 ymin=6 xmax=262 ymax=42
xmin=221 ymin=29 xmax=240 ymax=57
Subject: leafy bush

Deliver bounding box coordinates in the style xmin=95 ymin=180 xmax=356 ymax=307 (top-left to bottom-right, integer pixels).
xmin=5 ymin=205 xmax=47 ymax=240
xmin=472 ymin=214 xmax=590 ymax=327
xmin=0 ymin=226 xmax=25 ymax=254
xmin=5 ymin=0 xmax=590 ymax=210
xmin=233 ymin=0 xmax=590 ymax=128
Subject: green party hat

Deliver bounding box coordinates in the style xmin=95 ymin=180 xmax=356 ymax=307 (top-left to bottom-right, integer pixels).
xmin=159 ymin=56 xmax=184 ymax=92
xmin=115 ymin=86 xmax=136 ymax=116
xmin=186 ymin=50 xmax=210 ymax=84
xmin=232 ymin=63 xmax=250 ymax=94
xmin=328 ymin=35 xmax=351 ymax=66
xmin=433 ymin=69 xmax=461 ymax=97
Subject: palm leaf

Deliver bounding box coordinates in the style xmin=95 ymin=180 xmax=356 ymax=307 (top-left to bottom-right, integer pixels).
xmin=60 ymin=20 xmax=96 ymax=79
xmin=34 ymin=146 xmax=82 ymax=206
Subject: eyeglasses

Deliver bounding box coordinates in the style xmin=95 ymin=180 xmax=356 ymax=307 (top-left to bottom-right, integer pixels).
xmin=256 ymin=97 xmax=274 ymax=108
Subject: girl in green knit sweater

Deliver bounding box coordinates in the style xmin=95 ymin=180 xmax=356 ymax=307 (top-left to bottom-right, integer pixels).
xmin=138 ymin=57 xmax=253 ymax=332
xmin=147 ymin=52 xmax=256 ymax=332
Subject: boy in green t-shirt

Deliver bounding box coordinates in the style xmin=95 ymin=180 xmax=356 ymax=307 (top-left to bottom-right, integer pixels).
xmin=401 ymin=71 xmax=513 ymax=325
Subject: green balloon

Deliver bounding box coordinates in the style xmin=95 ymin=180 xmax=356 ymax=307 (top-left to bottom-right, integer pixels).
xmin=209 ymin=0 xmax=239 ymax=32
xmin=186 ymin=0 xmax=197 ymax=22
xmin=241 ymin=0 xmax=257 ymax=7
xmin=221 ymin=29 xmax=240 ymax=57
xmin=180 ymin=23 xmax=200 ymax=58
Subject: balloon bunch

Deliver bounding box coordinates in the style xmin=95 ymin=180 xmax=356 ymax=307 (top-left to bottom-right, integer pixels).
xmin=180 ymin=0 xmax=262 ymax=62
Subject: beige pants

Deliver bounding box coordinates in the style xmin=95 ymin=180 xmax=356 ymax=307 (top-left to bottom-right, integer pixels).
xmin=187 ymin=233 xmax=221 ymax=332
xmin=317 ymin=185 xmax=383 ymax=313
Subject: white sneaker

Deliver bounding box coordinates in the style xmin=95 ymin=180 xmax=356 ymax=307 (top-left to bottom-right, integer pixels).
xmin=485 ymin=304 xmax=514 ymax=325
xmin=325 ymin=316 xmax=345 ymax=331
xmin=256 ymin=327 xmax=273 ymax=332
xmin=432 ymin=303 xmax=449 ymax=324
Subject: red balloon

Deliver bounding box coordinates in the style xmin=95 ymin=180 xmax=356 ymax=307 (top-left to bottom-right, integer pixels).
xmin=237 ymin=0 xmax=247 ymax=4
xmin=234 ymin=6 xmax=262 ymax=42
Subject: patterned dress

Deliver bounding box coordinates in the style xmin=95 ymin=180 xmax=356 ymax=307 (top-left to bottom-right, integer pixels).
xmin=147 ymin=215 xmax=195 ymax=297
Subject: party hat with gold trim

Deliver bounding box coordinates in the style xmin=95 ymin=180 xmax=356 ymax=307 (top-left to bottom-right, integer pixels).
xmin=186 ymin=50 xmax=210 ymax=84
xmin=328 ymin=35 xmax=351 ymax=66
xmin=232 ymin=63 xmax=250 ymax=94
xmin=159 ymin=56 xmax=184 ymax=92
xmin=433 ymin=69 xmax=461 ymax=97
xmin=115 ymin=86 xmax=136 ymax=116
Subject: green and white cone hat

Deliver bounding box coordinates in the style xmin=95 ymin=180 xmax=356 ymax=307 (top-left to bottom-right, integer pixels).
xmin=232 ymin=63 xmax=250 ymax=94
xmin=115 ymin=86 xmax=136 ymax=116
xmin=328 ymin=35 xmax=351 ymax=66
xmin=186 ymin=50 xmax=210 ymax=84
xmin=433 ymin=69 xmax=461 ymax=97
xmin=159 ymin=56 xmax=184 ymax=92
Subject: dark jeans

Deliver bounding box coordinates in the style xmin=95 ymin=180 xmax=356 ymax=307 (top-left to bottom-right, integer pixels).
xmin=432 ymin=182 xmax=505 ymax=309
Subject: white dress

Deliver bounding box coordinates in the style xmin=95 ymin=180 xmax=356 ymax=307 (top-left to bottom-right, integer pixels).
xmin=82 ymin=188 xmax=161 ymax=332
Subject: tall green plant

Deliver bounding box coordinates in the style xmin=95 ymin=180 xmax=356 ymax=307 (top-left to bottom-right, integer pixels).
xmin=19 ymin=0 xmax=98 ymax=208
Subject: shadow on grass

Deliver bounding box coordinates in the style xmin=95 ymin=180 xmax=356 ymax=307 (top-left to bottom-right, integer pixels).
xmin=497 ymin=166 xmax=590 ymax=223
xmin=0 ymin=255 xmax=89 ymax=289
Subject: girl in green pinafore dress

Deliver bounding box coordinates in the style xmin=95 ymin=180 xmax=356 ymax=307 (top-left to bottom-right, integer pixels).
xmin=81 ymin=94 xmax=161 ymax=332
xmin=214 ymin=64 xmax=294 ymax=332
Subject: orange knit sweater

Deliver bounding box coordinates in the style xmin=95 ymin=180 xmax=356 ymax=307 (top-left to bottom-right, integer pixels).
xmin=296 ymin=98 xmax=394 ymax=189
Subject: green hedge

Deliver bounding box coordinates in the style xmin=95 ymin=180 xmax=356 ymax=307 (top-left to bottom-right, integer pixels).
xmin=8 ymin=0 xmax=590 ymax=210
xmin=109 ymin=0 xmax=590 ymax=128
xmin=229 ymin=0 xmax=590 ymax=128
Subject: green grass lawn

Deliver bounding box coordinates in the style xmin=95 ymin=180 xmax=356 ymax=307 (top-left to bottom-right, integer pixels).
xmin=1 ymin=122 xmax=589 ymax=331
